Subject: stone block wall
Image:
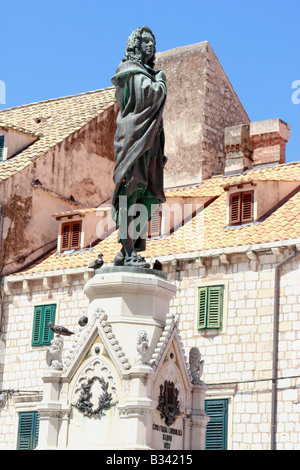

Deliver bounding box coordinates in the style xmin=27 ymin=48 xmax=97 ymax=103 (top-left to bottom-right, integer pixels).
xmin=156 ymin=42 xmax=249 ymax=187
xmin=0 ymin=276 xmax=89 ymax=449
xmin=164 ymin=250 xmax=300 ymax=450
xmin=0 ymin=250 xmax=299 ymax=449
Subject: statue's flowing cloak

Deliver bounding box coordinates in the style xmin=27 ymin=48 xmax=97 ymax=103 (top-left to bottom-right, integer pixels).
xmin=111 ymin=60 xmax=167 ymax=218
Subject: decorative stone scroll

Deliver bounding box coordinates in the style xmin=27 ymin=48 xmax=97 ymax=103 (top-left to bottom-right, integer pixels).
xmin=64 ymin=307 xmax=131 ymax=373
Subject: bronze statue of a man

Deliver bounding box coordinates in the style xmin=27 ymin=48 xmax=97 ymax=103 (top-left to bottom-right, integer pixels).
xmin=111 ymin=26 xmax=167 ymax=267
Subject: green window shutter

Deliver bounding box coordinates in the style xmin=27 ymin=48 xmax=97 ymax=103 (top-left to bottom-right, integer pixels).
xmin=0 ymin=135 xmax=4 ymax=162
xmin=32 ymin=304 xmax=56 ymax=346
xmin=17 ymin=411 xmax=39 ymax=450
xmin=33 ymin=411 xmax=40 ymax=449
xmin=198 ymin=286 xmax=223 ymax=330
xmin=41 ymin=304 xmax=56 ymax=344
xmin=32 ymin=306 xmax=43 ymax=346
xmin=198 ymin=287 xmax=208 ymax=329
xmin=205 ymin=399 xmax=228 ymax=450
xmin=207 ymin=286 xmax=223 ymax=329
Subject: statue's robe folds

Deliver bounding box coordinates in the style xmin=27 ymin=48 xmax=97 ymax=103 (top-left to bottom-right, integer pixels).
xmin=111 ymin=61 xmax=167 ymax=245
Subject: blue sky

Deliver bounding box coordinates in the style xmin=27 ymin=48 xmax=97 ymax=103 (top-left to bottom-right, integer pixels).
xmin=1 ymin=0 xmax=299 ymax=162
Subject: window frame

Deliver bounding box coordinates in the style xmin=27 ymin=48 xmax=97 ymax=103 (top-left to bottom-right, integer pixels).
xmin=17 ymin=411 xmax=39 ymax=450
xmin=228 ymin=189 xmax=254 ymax=225
xmin=32 ymin=304 xmax=56 ymax=347
xmin=0 ymin=134 xmax=5 ymax=162
xmin=205 ymin=399 xmax=228 ymax=450
xmin=197 ymin=285 xmax=224 ymax=330
xmin=147 ymin=205 xmax=162 ymax=239
xmin=60 ymin=219 xmax=82 ymax=252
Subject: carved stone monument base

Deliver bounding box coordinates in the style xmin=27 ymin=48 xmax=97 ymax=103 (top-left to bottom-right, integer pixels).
xmin=37 ymin=269 xmax=209 ymax=450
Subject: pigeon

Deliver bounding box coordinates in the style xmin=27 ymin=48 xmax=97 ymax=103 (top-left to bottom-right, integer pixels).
xmin=153 ymin=259 xmax=162 ymax=271
xmin=78 ymin=316 xmax=88 ymax=327
xmin=88 ymin=253 xmax=104 ymax=269
xmin=48 ymin=322 xmax=75 ymax=336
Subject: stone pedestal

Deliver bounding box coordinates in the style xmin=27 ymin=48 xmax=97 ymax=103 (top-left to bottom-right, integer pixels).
xmin=84 ymin=267 xmax=176 ymax=367
xmin=37 ymin=268 xmax=209 ymax=450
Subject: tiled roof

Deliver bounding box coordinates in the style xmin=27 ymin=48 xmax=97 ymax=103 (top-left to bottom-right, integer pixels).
xmin=221 ymin=161 xmax=300 ymax=188
xmin=0 ymin=122 xmax=40 ymax=137
xmin=165 ymin=161 xmax=300 ymax=197
xmin=19 ymin=160 xmax=300 ymax=275
xmin=0 ymin=88 xmax=116 ymax=182
xmin=53 ymin=207 xmax=109 ymax=219
xmin=165 ymin=178 xmax=224 ymax=198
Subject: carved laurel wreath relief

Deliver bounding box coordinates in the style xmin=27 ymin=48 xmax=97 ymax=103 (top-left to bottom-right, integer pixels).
xmin=71 ymin=356 xmax=118 ymax=418
xmin=74 ymin=375 xmax=115 ymax=418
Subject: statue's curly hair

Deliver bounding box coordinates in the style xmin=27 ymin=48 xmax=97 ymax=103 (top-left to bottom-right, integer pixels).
xmin=122 ymin=26 xmax=156 ymax=68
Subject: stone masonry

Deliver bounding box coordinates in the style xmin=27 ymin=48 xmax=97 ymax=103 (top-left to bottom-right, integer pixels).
xmin=156 ymin=42 xmax=250 ymax=187
xmin=0 ymin=247 xmax=299 ymax=449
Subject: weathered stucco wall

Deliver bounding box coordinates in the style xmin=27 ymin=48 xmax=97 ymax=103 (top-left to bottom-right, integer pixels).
xmin=0 ymin=104 xmax=117 ymax=275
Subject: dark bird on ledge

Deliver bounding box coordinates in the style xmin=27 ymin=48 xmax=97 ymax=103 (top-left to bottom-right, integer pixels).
xmin=78 ymin=316 xmax=88 ymax=327
xmin=153 ymin=259 xmax=162 ymax=271
xmin=48 ymin=322 xmax=75 ymax=337
xmin=88 ymin=253 xmax=104 ymax=269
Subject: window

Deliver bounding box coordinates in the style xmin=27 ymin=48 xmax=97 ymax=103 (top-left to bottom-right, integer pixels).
xmin=148 ymin=205 xmax=162 ymax=239
xmin=0 ymin=135 xmax=5 ymax=162
xmin=205 ymin=399 xmax=228 ymax=450
xmin=198 ymin=285 xmax=223 ymax=330
xmin=17 ymin=411 xmax=39 ymax=450
xmin=229 ymin=190 xmax=254 ymax=225
xmin=61 ymin=220 xmax=82 ymax=251
xmin=32 ymin=304 xmax=56 ymax=347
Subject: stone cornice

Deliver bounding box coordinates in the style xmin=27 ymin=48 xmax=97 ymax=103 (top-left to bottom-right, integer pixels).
xmin=4 ymin=238 xmax=300 ymax=294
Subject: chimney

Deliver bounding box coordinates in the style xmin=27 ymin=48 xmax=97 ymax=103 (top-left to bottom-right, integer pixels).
xmin=249 ymin=119 xmax=290 ymax=167
xmin=224 ymin=124 xmax=253 ymax=176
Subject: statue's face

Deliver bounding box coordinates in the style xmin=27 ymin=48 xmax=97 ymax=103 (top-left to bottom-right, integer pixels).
xmin=140 ymin=31 xmax=155 ymax=63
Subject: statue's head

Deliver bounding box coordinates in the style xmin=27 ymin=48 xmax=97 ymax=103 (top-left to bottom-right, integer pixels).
xmin=123 ymin=26 xmax=156 ymax=68
xmin=137 ymin=330 xmax=149 ymax=344
xmin=189 ymin=347 xmax=201 ymax=363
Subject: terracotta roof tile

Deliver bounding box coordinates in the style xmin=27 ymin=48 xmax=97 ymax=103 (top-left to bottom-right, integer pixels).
xmin=223 ymin=161 xmax=300 ymax=184
xmin=165 ymin=179 xmax=224 ymax=198
xmin=19 ymin=183 xmax=300 ymax=275
xmin=12 ymin=160 xmax=300 ymax=276
xmin=0 ymin=88 xmax=116 ymax=182
xmin=165 ymin=161 xmax=300 ymax=198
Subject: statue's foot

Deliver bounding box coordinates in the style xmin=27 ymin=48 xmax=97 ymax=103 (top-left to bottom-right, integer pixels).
xmin=124 ymin=252 xmax=150 ymax=268
xmin=114 ymin=251 xmax=124 ymax=266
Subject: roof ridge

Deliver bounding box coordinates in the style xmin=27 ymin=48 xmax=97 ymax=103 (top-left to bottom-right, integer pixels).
xmin=0 ymin=122 xmax=41 ymax=137
xmin=0 ymin=86 xmax=115 ymax=113
xmin=249 ymin=160 xmax=300 ymax=172
xmin=165 ymin=182 xmax=203 ymax=191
